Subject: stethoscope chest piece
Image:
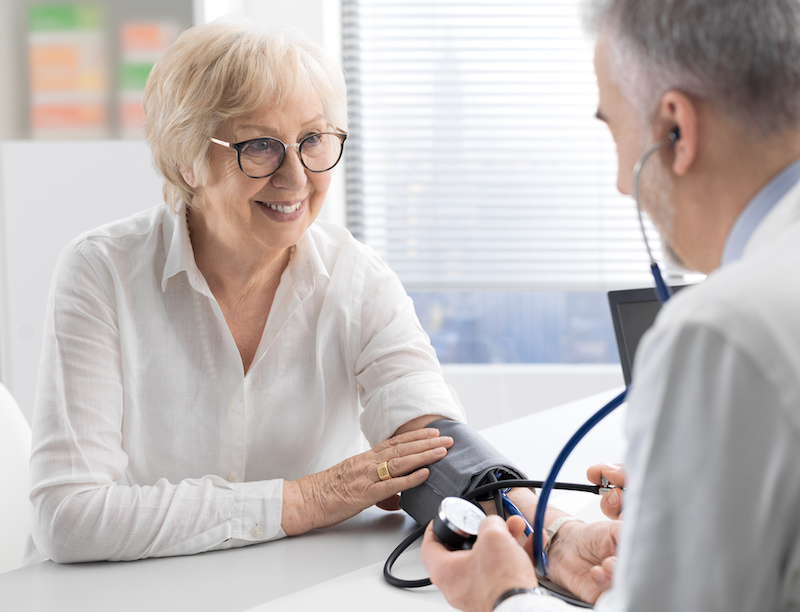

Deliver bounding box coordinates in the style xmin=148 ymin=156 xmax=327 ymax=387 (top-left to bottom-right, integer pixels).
xmin=433 ymin=497 xmax=487 ymax=550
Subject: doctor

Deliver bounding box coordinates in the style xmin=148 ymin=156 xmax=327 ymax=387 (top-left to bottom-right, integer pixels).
xmin=421 ymin=0 xmax=800 ymax=610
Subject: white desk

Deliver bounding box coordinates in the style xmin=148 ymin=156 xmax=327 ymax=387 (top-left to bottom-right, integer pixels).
xmin=0 ymin=388 xmax=626 ymax=612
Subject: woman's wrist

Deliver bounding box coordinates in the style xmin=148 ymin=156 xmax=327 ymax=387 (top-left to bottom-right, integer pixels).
xmin=282 ymin=476 xmax=323 ymax=535
xmin=544 ymin=515 xmax=582 ymax=555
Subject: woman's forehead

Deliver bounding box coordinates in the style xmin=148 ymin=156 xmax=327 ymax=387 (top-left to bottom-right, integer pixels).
xmin=224 ymin=89 xmax=327 ymax=137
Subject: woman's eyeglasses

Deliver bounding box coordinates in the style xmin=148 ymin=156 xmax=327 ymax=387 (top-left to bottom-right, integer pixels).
xmin=210 ymin=131 xmax=347 ymax=178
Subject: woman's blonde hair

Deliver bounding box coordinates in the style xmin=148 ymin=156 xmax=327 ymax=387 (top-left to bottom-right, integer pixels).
xmin=144 ymin=19 xmax=348 ymax=213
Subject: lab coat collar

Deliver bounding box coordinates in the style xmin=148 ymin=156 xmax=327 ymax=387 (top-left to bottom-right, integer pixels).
xmin=722 ymin=158 xmax=800 ymax=265
xmin=744 ymin=172 xmax=800 ymax=260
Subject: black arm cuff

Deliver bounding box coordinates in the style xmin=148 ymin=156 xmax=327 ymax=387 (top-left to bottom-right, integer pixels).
xmin=399 ymin=419 xmax=527 ymax=525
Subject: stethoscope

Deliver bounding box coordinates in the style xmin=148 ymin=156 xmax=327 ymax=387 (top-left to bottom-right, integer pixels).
xmin=384 ymin=128 xmax=678 ymax=605
xmin=532 ymin=127 xmax=679 ymax=577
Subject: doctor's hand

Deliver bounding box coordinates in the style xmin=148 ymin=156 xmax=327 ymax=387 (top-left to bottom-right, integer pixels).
xmin=281 ymin=427 xmax=453 ymax=535
xmin=421 ymin=514 xmax=537 ymax=612
xmin=587 ymin=463 xmax=626 ymax=519
xmin=542 ymin=518 xmax=619 ymax=603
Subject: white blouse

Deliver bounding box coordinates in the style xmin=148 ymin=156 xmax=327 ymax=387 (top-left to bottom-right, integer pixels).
xmin=28 ymin=204 xmax=465 ymax=563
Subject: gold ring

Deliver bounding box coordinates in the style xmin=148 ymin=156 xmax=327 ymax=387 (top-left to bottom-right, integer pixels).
xmin=377 ymin=460 xmax=392 ymax=481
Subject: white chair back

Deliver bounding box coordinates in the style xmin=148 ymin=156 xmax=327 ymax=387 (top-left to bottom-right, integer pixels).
xmin=0 ymin=383 xmax=32 ymax=573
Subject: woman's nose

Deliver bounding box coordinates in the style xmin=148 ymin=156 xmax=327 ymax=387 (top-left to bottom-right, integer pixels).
xmin=270 ymin=146 xmax=307 ymax=190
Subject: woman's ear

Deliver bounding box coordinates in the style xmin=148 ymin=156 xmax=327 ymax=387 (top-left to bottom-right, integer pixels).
xmin=180 ymin=167 xmax=196 ymax=188
xmin=659 ymin=90 xmax=698 ymax=176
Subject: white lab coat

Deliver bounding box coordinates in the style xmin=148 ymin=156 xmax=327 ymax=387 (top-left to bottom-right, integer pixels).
xmin=500 ymin=180 xmax=800 ymax=611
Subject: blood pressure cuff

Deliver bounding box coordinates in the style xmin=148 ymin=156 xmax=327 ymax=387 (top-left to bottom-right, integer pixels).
xmin=399 ymin=419 xmax=526 ymax=525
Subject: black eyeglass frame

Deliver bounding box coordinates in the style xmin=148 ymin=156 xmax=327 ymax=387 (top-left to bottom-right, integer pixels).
xmin=209 ymin=131 xmax=348 ymax=179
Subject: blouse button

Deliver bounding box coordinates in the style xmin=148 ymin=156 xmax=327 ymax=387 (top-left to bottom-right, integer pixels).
xmin=251 ymin=524 xmax=263 ymax=537
xmin=227 ymin=472 xmax=239 ymax=482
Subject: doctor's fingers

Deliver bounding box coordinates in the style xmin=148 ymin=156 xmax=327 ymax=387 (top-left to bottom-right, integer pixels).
xmin=587 ymin=463 xmax=625 ymax=519
xmin=586 ymin=462 xmax=626 ymax=488
xmin=589 ymin=556 xmax=617 ymax=589
xmin=506 ymin=515 xmax=530 ymax=545
xmin=600 ymin=487 xmax=624 ymax=520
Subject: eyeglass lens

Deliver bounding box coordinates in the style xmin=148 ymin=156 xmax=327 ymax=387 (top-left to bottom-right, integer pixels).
xmin=239 ymin=133 xmax=343 ymax=178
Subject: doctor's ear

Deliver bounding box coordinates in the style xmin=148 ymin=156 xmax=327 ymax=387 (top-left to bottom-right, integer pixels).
xmin=659 ymin=90 xmax=697 ymax=176
xmin=180 ymin=167 xmax=197 ymax=188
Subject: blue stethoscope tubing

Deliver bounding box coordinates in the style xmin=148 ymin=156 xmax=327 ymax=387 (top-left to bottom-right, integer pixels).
xmin=531 ymin=388 xmax=627 ymax=575
xmin=532 ymin=134 xmax=674 ymax=577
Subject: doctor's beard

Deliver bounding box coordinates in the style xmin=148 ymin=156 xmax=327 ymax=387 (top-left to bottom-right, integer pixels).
xmin=637 ymin=152 xmax=688 ymax=270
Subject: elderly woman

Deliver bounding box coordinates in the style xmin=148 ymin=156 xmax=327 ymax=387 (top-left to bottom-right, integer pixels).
xmin=28 ymin=20 xmax=460 ymax=562
xmin=28 ymin=21 xmax=616 ymax=604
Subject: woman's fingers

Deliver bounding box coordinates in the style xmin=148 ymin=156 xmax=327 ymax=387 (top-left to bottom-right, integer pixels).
xmin=371 ymin=429 xmax=453 ymax=480
xmin=378 ymin=444 xmax=448 ymax=480
xmin=376 ymin=427 xmax=454 ymax=457
xmin=284 ymin=427 xmax=454 ymax=533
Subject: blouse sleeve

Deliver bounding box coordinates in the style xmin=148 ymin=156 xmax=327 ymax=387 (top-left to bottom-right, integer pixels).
xmin=29 ymin=243 xmax=285 ymax=563
xmin=352 ymin=248 xmax=467 ymax=446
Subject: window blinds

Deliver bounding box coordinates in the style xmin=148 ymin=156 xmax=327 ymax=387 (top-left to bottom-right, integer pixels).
xmin=342 ymin=0 xmax=663 ymax=291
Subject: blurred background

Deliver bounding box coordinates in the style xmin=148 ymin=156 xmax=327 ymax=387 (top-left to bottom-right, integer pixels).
xmin=1 ymin=0 xmax=188 ymax=139
xmin=0 ymin=0 xmax=695 ymax=428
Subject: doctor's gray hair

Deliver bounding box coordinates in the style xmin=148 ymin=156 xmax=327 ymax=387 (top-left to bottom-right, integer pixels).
xmin=584 ymin=0 xmax=800 ymax=136
xmin=144 ymin=19 xmax=348 ymax=213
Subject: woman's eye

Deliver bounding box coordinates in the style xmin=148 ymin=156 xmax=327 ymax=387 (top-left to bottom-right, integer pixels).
xmin=303 ymin=134 xmax=323 ymax=146
xmin=246 ymin=139 xmax=282 ymax=155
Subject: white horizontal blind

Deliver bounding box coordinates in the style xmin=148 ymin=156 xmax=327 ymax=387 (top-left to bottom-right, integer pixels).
xmin=342 ymin=0 xmax=662 ymax=291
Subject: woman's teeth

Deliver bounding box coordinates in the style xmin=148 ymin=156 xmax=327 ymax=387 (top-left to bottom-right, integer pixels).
xmin=266 ymin=201 xmax=301 ymax=213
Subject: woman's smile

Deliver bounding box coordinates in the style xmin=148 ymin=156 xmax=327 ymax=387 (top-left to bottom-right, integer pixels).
xmin=255 ymin=196 xmax=306 ymax=222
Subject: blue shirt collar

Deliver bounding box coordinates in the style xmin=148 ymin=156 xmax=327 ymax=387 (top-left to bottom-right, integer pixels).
xmin=722 ymin=158 xmax=800 ymax=265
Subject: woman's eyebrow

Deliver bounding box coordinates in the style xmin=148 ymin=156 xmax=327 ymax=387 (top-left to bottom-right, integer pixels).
xmin=235 ymin=116 xmax=328 ymax=136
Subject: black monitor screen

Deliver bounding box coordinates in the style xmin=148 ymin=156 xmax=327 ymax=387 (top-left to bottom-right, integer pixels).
xmin=607 ymin=285 xmax=688 ymax=385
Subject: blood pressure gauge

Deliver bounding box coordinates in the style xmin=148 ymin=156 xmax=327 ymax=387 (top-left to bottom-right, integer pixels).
xmin=433 ymin=497 xmax=487 ymax=550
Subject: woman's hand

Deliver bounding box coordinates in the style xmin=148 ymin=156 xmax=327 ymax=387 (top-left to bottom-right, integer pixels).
xmin=282 ymin=427 xmax=453 ymax=534
xmin=421 ymin=514 xmax=537 ymax=612
xmin=541 ymin=519 xmax=619 ymax=603
xmin=586 ymin=463 xmax=626 ymax=519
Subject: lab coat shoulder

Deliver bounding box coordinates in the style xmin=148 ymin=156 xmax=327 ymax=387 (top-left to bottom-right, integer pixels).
xmin=640 ymin=212 xmax=800 ymax=424
xmin=617 ymin=248 xmax=800 ymax=609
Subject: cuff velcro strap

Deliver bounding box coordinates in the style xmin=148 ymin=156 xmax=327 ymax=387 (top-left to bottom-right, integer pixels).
xmin=399 ymin=419 xmax=526 ymax=525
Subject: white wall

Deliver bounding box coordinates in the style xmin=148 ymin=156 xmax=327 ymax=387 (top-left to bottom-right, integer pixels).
xmin=443 ymin=364 xmax=623 ymax=430
xmin=1 ymin=141 xmax=163 ymax=420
